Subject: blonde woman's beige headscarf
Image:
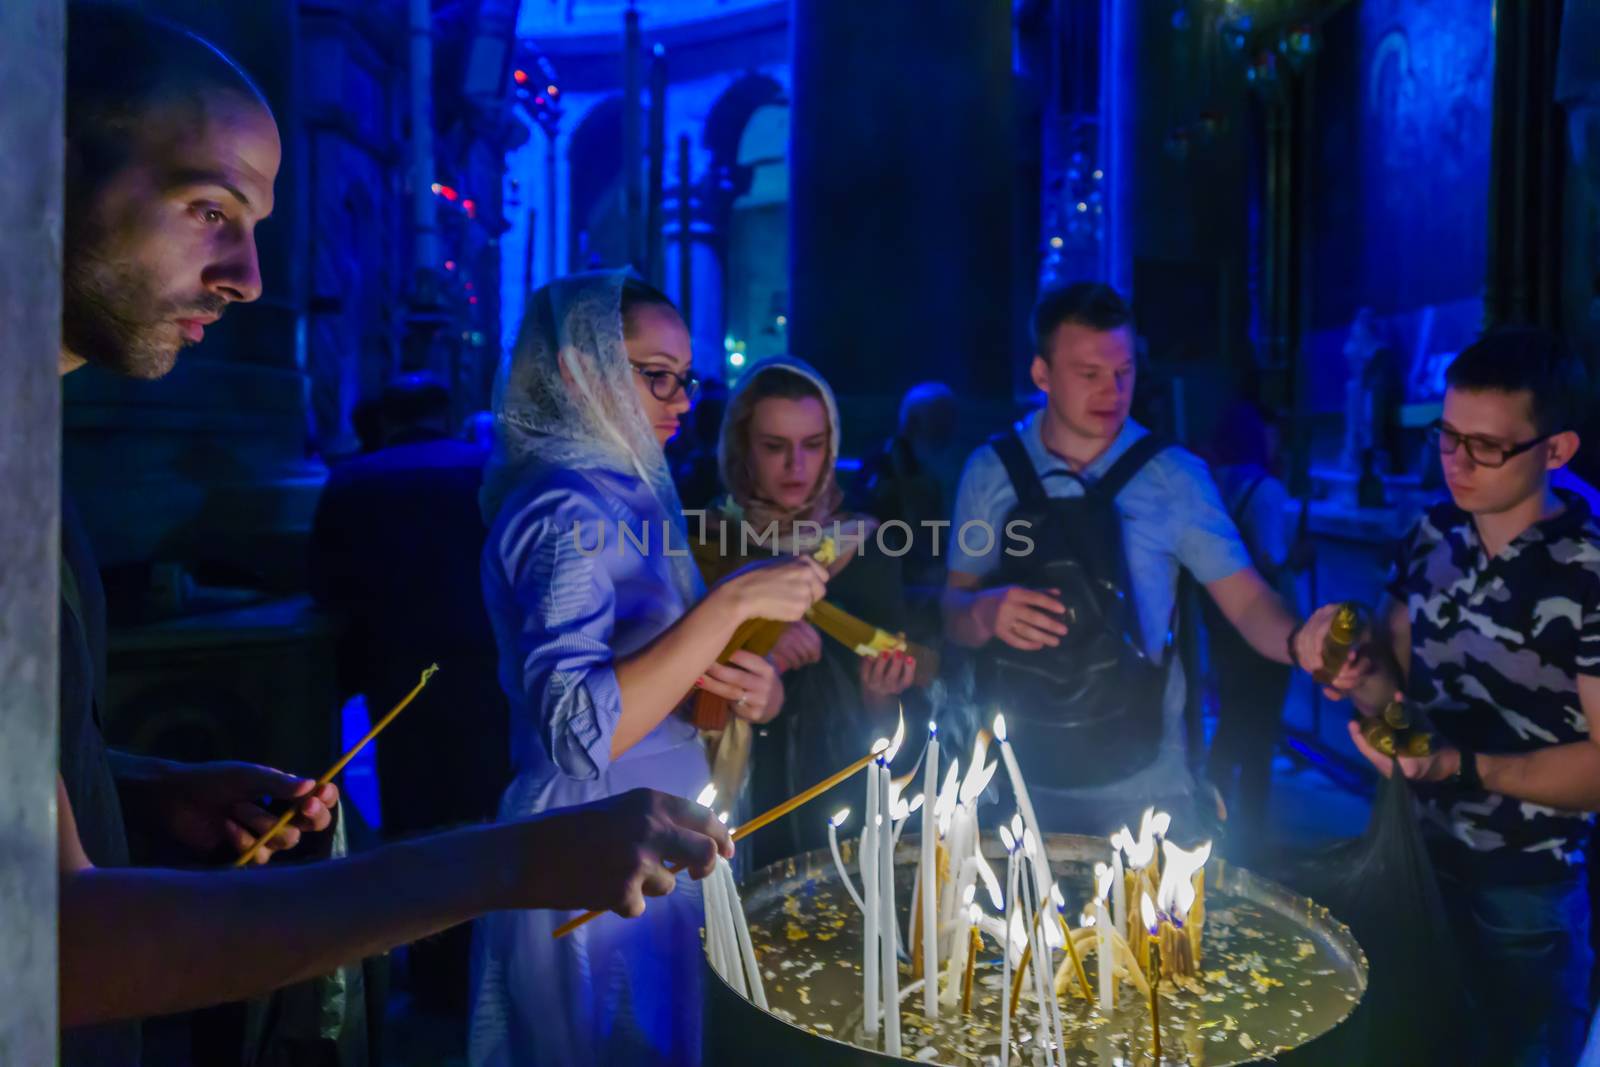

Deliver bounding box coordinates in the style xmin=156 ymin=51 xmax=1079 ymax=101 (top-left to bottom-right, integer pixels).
xmin=716 ymin=356 xmax=847 ymax=550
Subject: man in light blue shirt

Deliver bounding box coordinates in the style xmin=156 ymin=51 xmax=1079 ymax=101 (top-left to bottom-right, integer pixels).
xmin=943 ymin=283 xmax=1318 ymax=834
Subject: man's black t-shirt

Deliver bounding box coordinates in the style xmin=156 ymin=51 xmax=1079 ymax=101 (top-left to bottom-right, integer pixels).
xmin=59 ymin=493 xmax=140 ymax=1066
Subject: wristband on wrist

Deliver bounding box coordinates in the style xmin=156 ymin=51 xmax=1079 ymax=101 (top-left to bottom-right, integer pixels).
xmin=1286 ymin=619 xmax=1307 ymax=672
xmin=1454 ymin=748 xmax=1482 ymax=792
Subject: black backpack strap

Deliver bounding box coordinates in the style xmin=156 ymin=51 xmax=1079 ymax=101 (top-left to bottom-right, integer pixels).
xmin=1229 ymin=472 xmax=1269 ymax=525
xmin=1092 ymin=433 xmax=1171 ymax=501
xmin=988 ymin=429 xmax=1049 ymax=510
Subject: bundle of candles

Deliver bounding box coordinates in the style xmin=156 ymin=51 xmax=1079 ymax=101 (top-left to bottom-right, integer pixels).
xmin=695 ymin=785 xmax=768 ymax=1009
xmin=814 ymin=714 xmax=1215 ymax=1065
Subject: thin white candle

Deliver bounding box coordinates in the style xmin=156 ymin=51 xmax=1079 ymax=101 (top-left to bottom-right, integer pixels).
xmin=827 ymin=808 xmax=866 ymax=913
xmin=878 ymin=757 xmax=902 ymax=1056
xmin=1094 ymin=861 xmax=1115 ymax=1013
xmin=940 ymin=883 xmax=976 ymax=1008
xmin=712 ymin=812 xmax=745 ymax=998
xmin=695 ymin=785 xmax=730 ymax=982
xmin=993 ymin=714 xmax=1056 ymax=902
xmin=704 ymin=850 xmax=735 ymax=985
xmin=715 ymin=858 xmax=748 ymax=998
xmin=701 ymin=858 xmax=726 ymax=980
xmin=721 ymin=860 xmax=766 ymax=1009
xmin=1019 ymin=852 xmax=1049 ymax=1058
xmin=1095 ymin=902 xmax=1114 ymax=1012
xmin=1023 ymin=853 xmax=1065 ymax=1065
xmin=1111 ymin=832 xmax=1128 ymax=941
xmin=863 ymin=756 xmax=881 ymax=1037
xmin=1000 ymin=833 xmax=1017 ymax=1067
xmin=921 ymin=721 xmax=939 ymax=1019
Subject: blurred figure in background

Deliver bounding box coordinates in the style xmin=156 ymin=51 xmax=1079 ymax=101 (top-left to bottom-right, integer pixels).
xmin=1199 ymin=399 xmax=1306 ymax=860
xmin=308 ymin=372 xmax=508 ymax=1013
xmin=668 ymin=376 xmax=729 ymax=511
xmin=849 ymin=381 xmax=960 ymax=640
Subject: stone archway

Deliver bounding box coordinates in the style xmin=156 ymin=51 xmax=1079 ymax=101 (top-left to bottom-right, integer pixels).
xmin=567 ymin=95 xmax=627 ymax=271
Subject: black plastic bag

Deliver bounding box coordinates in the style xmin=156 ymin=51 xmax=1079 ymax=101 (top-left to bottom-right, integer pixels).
xmin=1272 ymin=762 xmax=1467 ymax=1067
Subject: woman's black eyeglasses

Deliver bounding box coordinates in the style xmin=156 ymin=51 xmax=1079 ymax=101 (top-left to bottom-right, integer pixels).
xmin=630 ymin=363 xmax=700 ymax=403
xmin=1428 ymin=419 xmax=1554 ymax=469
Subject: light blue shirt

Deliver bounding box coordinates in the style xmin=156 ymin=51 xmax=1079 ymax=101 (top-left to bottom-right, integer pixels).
xmin=483 ymin=466 xmax=702 ymax=785
xmin=949 ymin=411 xmax=1251 ymax=797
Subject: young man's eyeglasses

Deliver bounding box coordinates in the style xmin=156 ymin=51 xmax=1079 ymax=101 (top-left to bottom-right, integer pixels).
xmin=630 ymin=363 xmax=700 ymax=403
xmin=1428 ymin=419 xmax=1554 ymax=469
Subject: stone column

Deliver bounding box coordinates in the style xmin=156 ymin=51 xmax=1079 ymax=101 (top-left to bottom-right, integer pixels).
xmin=789 ymin=0 xmax=1018 ymax=449
xmin=0 ymin=0 xmax=62 ymax=1060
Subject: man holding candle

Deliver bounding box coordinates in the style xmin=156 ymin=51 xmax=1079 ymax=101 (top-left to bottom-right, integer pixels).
xmin=1303 ymin=328 xmax=1600 ymax=1067
xmin=48 ymin=8 xmax=736 ymax=1063
xmin=943 ymin=283 xmax=1320 ymax=835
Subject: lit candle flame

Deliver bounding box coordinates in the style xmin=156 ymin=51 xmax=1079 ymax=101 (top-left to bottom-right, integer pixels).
xmin=992 ymin=712 xmax=1008 ymax=743
xmin=1156 ymin=839 xmax=1213 ymax=921
xmin=1022 ymin=828 xmax=1038 ymax=858
xmin=1008 ymin=909 xmax=1027 ymax=953
xmin=998 ymin=824 xmax=1016 ymax=852
xmin=958 ymin=755 xmax=998 ymax=807
xmin=1140 ymin=891 xmax=1158 ymax=935
xmin=1094 ymin=862 xmax=1116 ymax=901
xmin=1150 ymin=810 xmax=1172 ymax=838
xmin=969 ymin=902 xmax=982 ymax=926
xmin=1049 ymin=884 xmax=1066 ymax=910
xmin=718 ymin=810 xmax=730 ymax=824
xmin=962 ymin=882 xmax=976 ymax=907
xmin=1124 ymin=824 xmax=1157 ymax=871
xmin=1010 ymin=813 xmax=1024 ymax=839
xmin=928 ymin=718 xmax=938 ymax=737
xmin=695 ymin=784 xmax=717 ymax=808
xmin=908 ymin=792 xmax=925 ymax=814
xmin=830 ymin=807 xmax=851 ymax=828
xmin=871 ymin=736 xmax=890 ymax=754
xmin=884 ymin=710 xmax=906 ymax=762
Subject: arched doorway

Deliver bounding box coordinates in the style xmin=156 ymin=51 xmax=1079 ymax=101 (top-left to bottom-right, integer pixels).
xmin=702 ymin=73 xmax=787 ymax=381
xmin=567 ymin=95 xmax=627 ymax=271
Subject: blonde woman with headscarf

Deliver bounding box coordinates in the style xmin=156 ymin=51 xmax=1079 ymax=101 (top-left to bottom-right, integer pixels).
xmin=469 ymin=276 xmax=827 ymax=1067
xmin=694 ymin=357 xmax=917 ymax=869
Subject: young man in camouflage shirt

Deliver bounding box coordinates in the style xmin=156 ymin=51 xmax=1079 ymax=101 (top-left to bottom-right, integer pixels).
xmin=1304 ymin=327 xmax=1600 ymax=1066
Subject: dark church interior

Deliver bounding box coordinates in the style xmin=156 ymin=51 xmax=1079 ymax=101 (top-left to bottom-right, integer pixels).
xmin=8 ymin=0 xmax=1600 ymax=1065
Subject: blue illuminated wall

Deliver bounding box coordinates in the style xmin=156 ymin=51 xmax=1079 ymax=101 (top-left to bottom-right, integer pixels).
xmin=1306 ymin=0 xmax=1494 ymax=416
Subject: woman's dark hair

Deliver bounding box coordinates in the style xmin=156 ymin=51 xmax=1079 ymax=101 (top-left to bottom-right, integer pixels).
xmin=67 ymin=4 xmax=270 ymax=190
xmin=620 ymin=277 xmax=680 ymax=335
xmin=1031 ymin=282 xmax=1133 ymax=357
xmin=1445 ymin=325 xmax=1591 ymax=434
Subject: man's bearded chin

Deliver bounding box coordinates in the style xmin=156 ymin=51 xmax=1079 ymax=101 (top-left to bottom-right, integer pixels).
xmin=61 ymin=245 xmax=197 ymax=381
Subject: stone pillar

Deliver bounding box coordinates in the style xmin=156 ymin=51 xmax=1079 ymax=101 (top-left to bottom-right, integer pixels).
xmin=0 ymin=1 xmax=62 ymax=1060
xmin=790 ymin=0 xmax=1017 ymax=449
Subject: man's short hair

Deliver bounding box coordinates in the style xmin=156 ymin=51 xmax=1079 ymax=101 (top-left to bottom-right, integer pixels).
xmin=1445 ymin=325 xmax=1592 ymax=435
xmin=1031 ymin=282 xmax=1133 ymax=357
xmin=67 ymin=4 xmax=269 ymax=188
xmin=380 ymin=373 xmax=452 ymax=428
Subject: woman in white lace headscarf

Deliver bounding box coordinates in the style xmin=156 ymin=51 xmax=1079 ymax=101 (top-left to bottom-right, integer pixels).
xmin=468 ymin=272 xmax=826 ymax=1067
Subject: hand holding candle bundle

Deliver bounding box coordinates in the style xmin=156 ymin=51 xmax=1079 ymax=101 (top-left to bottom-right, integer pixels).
xmin=1311 ymin=601 xmax=1370 ymax=686
xmin=552 ymin=735 xmax=891 ymax=939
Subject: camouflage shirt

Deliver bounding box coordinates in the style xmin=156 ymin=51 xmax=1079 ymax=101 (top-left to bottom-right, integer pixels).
xmin=1389 ymin=490 xmax=1600 ymax=883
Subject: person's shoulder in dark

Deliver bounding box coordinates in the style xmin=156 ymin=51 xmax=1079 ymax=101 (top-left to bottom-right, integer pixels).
xmin=327 ymin=436 xmax=488 ymax=485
